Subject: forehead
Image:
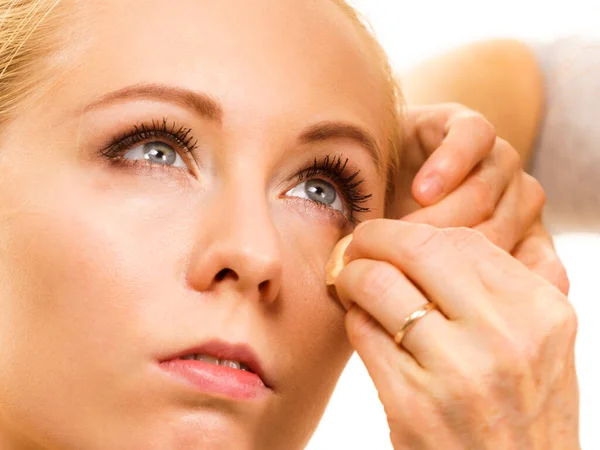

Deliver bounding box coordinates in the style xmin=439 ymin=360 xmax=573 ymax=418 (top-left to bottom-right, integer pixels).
xmin=56 ymin=0 xmax=390 ymax=149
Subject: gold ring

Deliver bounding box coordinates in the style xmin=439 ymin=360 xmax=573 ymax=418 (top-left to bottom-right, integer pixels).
xmin=394 ymin=302 xmax=437 ymax=345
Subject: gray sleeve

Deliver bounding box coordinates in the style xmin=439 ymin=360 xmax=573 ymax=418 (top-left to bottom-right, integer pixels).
xmin=527 ymin=37 xmax=600 ymax=234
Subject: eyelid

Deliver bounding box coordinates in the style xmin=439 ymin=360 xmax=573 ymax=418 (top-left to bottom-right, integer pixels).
xmin=98 ymin=118 xmax=201 ymax=176
xmin=292 ymin=154 xmax=372 ymax=224
xmin=100 ymin=118 xmax=198 ymax=158
xmin=287 ymin=178 xmax=345 ymax=214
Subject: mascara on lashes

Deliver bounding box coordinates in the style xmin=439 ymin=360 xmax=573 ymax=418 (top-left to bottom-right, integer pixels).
xmin=98 ymin=121 xmax=373 ymax=222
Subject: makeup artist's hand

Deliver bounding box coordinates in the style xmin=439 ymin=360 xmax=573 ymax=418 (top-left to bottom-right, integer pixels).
xmin=329 ymin=221 xmax=580 ymax=450
xmin=400 ymin=103 xmax=568 ymax=294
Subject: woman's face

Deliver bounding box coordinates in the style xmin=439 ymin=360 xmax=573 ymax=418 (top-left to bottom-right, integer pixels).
xmin=0 ymin=0 xmax=390 ymax=449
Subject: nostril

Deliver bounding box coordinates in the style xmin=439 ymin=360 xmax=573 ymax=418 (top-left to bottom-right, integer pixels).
xmin=215 ymin=268 xmax=235 ymax=282
xmin=258 ymin=280 xmax=269 ymax=293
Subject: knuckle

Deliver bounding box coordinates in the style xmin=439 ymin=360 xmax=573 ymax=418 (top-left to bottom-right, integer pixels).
xmin=545 ymin=256 xmax=570 ymax=291
xmin=506 ymin=147 xmax=523 ymax=172
xmin=480 ymin=115 xmax=497 ymax=136
xmin=470 ymin=175 xmax=496 ymax=219
xmin=480 ymin=223 xmax=512 ymax=250
xmin=480 ymin=123 xmax=498 ymax=148
xmin=496 ymin=138 xmax=522 ymax=167
xmin=565 ymin=306 xmax=579 ymax=340
xmin=356 ymin=261 xmax=399 ymax=302
xmin=556 ymin=264 xmax=571 ymax=295
xmin=460 ymin=113 xmax=497 ymax=147
xmin=561 ymin=303 xmax=579 ymax=338
xmin=432 ymin=102 xmax=471 ymax=122
xmin=401 ymin=224 xmax=445 ymax=262
xmin=535 ymin=286 xmax=578 ymax=338
xmin=443 ymin=101 xmax=469 ymax=112
xmin=523 ymin=173 xmax=547 ymax=210
xmin=458 ymin=110 xmax=495 ymax=131
xmin=413 ymin=109 xmax=439 ymax=130
xmin=445 ymin=227 xmax=486 ymax=251
xmin=479 ymin=227 xmax=500 ymax=249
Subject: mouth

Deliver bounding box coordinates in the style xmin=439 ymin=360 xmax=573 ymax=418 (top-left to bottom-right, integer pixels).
xmin=159 ymin=340 xmax=272 ymax=399
xmin=178 ymin=353 xmax=254 ymax=373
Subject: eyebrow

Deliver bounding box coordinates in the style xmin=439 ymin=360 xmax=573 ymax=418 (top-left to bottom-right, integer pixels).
xmin=299 ymin=122 xmax=384 ymax=175
xmin=82 ymin=83 xmax=223 ymax=123
xmin=83 ymin=83 xmax=384 ymax=174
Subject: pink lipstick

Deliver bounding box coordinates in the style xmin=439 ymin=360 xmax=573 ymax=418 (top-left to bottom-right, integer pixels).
xmin=159 ymin=340 xmax=271 ymax=400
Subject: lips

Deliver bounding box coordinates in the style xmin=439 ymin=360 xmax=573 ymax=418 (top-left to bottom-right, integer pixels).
xmin=175 ymin=340 xmax=267 ymax=382
xmin=159 ymin=339 xmax=272 ymax=394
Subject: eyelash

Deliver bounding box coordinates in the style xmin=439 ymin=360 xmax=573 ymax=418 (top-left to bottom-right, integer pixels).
xmin=100 ymin=117 xmax=198 ymax=159
xmin=100 ymin=119 xmax=373 ymax=221
xmin=295 ymin=154 xmax=372 ymax=220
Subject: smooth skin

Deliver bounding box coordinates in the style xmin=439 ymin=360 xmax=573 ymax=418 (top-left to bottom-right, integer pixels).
xmin=0 ymin=1 xmax=391 ymax=449
xmin=0 ymin=1 xmax=567 ymax=449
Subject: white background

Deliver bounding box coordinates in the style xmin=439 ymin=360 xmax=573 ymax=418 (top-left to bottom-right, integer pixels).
xmin=307 ymin=1 xmax=600 ymax=449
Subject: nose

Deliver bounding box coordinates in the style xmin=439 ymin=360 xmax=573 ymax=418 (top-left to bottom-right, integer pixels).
xmin=186 ymin=187 xmax=282 ymax=305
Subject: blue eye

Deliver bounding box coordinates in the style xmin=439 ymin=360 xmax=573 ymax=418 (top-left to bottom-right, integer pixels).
xmin=286 ymin=179 xmax=344 ymax=213
xmin=123 ymin=141 xmax=186 ymax=168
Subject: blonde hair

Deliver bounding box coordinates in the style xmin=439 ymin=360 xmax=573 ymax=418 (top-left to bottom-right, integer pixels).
xmin=0 ymin=0 xmax=404 ymax=217
xmin=0 ymin=0 xmax=64 ymax=124
xmin=330 ymin=0 xmax=405 ymax=218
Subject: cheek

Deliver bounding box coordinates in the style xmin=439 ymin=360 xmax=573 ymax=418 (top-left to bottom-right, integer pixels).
xmin=270 ymin=211 xmax=354 ymax=419
xmin=0 ymin=177 xmax=195 ymax=357
xmin=0 ymin=166 xmax=196 ymax=433
xmin=0 ymin=145 xmax=359 ymax=445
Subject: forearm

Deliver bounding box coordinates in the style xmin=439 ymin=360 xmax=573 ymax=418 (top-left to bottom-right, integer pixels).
xmin=401 ymin=38 xmax=600 ymax=233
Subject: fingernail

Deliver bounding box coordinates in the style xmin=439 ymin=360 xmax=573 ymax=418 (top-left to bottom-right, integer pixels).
xmin=419 ymin=175 xmax=444 ymax=202
xmin=326 ymin=234 xmax=353 ymax=286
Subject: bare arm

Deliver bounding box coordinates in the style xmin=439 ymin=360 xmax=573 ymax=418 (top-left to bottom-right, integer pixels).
xmin=401 ymin=39 xmax=545 ymax=166
xmin=402 ymin=38 xmax=600 ymax=233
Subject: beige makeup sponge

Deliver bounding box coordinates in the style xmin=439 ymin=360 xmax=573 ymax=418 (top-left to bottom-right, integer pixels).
xmin=325 ymin=234 xmax=353 ymax=286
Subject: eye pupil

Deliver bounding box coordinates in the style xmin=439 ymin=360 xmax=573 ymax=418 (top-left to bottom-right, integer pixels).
xmin=306 ymin=179 xmax=336 ymax=205
xmin=142 ymin=142 xmax=176 ymax=165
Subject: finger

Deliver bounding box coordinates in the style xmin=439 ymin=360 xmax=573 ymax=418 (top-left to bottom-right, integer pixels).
xmin=442 ymin=227 xmax=558 ymax=300
xmin=346 ymin=305 xmax=471 ymax=450
xmin=345 ymin=304 xmax=426 ymax=395
xmin=512 ymin=222 xmax=570 ymax=295
xmin=475 ymin=173 xmax=545 ymax=252
xmin=336 ymin=258 xmax=451 ymax=365
xmin=403 ymin=139 xmax=520 ymax=229
xmin=345 ymin=220 xmax=489 ymax=320
xmin=413 ymin=111 xmax=497 ymax=205
xmin=442 ymin=226 xmax=535 ymax=294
